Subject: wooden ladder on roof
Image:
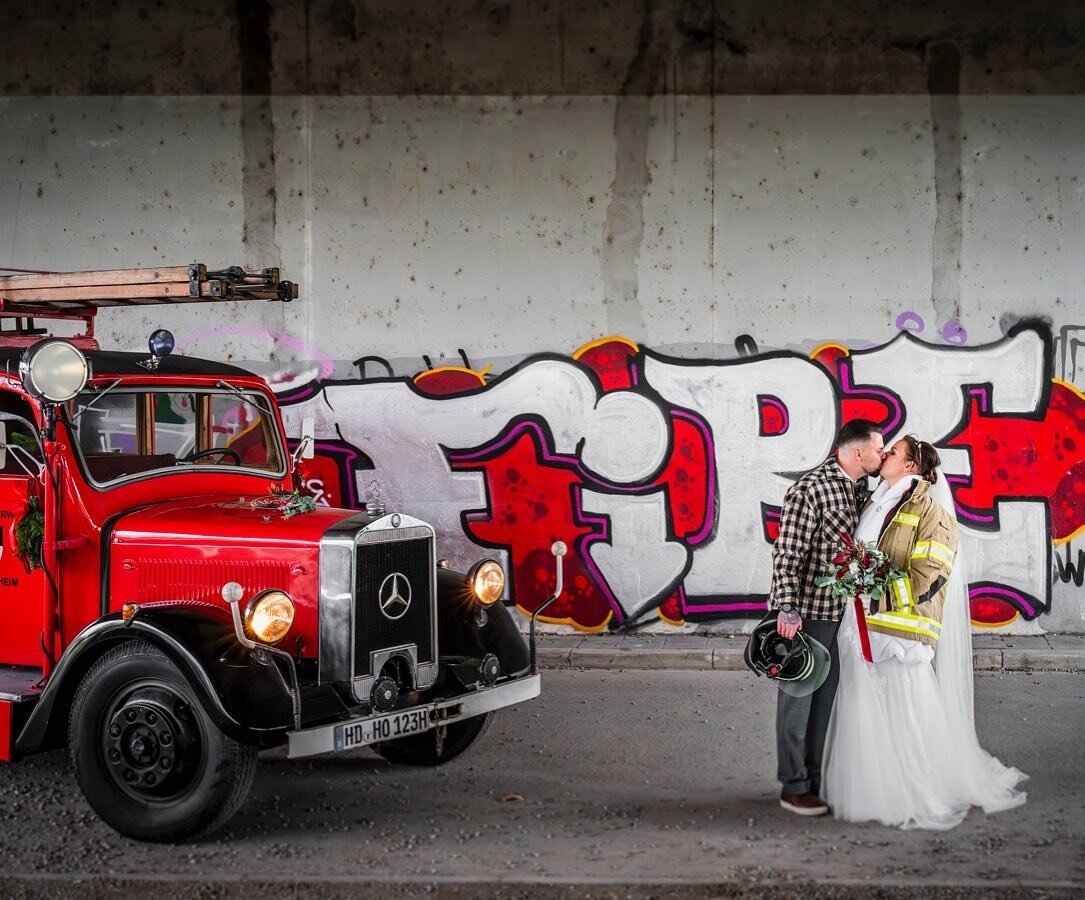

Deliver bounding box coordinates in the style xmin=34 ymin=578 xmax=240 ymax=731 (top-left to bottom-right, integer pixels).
xmin=0 ymin=264 xmax=298 ymax=348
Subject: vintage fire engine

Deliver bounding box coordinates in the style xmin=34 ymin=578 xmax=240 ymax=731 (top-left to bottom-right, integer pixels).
xmin=0 ymin=265 xmax=556 ymax=842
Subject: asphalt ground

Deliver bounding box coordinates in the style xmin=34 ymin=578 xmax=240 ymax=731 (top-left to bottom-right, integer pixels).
xmin=1 ymin=668 xmax=1081 ymax=899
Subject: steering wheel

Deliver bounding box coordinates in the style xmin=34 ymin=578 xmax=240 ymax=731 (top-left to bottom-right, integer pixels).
xmin=180 ymin=447 xmax=242 ymax=465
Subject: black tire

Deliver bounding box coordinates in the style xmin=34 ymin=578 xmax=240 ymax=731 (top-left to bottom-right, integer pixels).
xmin=374 ymin=711 xmax=495 ymax=767
xmin=68 ymin=640 xmax=257 ymax=842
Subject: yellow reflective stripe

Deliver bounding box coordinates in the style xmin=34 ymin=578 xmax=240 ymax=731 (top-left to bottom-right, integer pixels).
xmin=892 ymin=512 xmax=920 ymax=527
xmin=867 ymin=611 xmax=942 ymax=637
xmin=873 ymin=610 xmax=942 ymax=629
xmin=928 ymin=541 xmax=955 ymax=567
xmin=911 ymin=540 xmax=955 ymax=568
xmin=891 ymin=576 xmax=913 ymax=613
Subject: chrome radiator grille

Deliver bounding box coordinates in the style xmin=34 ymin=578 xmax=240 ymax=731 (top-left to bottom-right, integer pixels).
xmin=318 ymin=513 xmax=439 ymax=701
xmin=354 ymin=535 xmax=435 ymax=676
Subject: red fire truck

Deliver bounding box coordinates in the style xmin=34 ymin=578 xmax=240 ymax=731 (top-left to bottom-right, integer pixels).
xmin=0 ymin=265 xmax=554 ymax=842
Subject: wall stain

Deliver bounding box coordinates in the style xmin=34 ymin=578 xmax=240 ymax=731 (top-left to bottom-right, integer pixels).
xmin=602 ymin=0 xmax=665 ymax=339
xmin=928 ymin=40 xmax=962 ymax=330
xmin=236 ymin=0 xmax=279 ymax=264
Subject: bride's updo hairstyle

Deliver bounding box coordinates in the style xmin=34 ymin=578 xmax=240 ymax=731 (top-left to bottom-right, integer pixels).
xmin=900 ymin=434 xmax=941 ymax=484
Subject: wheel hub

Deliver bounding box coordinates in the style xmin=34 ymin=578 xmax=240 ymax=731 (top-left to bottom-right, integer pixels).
xmin=102 ymin=690 xmax=198 ymax=800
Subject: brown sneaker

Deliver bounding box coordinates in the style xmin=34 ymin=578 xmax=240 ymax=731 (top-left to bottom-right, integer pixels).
xmin=779 ymin=791 xmax=829 ymax=816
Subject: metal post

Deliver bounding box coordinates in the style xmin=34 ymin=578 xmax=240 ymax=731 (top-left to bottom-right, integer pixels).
xmin=530 ymin=541 xmax=567 ymax=675
xmin=40 ymin=409 xmax=60 ymax=679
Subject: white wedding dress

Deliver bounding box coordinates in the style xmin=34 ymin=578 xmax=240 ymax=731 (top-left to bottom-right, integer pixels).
xmin=823 ymin=473 xmax=1027 ymax=829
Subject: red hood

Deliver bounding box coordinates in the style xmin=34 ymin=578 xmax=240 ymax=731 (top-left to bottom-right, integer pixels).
xmin=111 ymin=495 xmax=358 ymax=547
xmin=107 ymin=496 xmax=362 ymax=657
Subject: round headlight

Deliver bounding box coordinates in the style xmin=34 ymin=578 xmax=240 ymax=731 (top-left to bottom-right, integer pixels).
xmin=19 ymin=339 xmax=89 ymax=403
xmin=244 ymin=590 xmax=295 ymax=644
xmin=468 ymin=560 xmax=505 ymax=607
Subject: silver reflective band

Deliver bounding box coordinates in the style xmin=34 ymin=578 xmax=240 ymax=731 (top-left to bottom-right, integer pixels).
xmin=287 ymin=675 xmax=541 ymax=759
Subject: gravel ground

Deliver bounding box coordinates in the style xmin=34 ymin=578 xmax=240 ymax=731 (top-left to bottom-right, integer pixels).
xmin=1 ymin=670 xmax=1081 ymax=898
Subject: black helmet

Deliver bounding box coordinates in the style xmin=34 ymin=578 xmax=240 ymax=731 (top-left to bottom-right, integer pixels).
xmin=744 ymin=617 xmax=831 ymax=697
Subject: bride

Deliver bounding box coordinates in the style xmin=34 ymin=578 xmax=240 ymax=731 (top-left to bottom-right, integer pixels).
xmin=823 ymin=435 xmax=1027 ymax=829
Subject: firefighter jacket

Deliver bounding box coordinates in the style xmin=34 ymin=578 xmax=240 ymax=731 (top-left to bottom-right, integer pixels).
xmin=865 ymin=479 xmax=959 ymax=647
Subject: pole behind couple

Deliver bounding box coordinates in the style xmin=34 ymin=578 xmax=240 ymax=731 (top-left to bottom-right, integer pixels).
xmin=766 ymin=420 xmax=1027 ymax=828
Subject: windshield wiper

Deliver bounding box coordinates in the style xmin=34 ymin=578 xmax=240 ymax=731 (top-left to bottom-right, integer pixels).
xmin=215 ymin=381 xmax=270 ymax=417
xmin=70 ymin=378 xmax=124 ymax=423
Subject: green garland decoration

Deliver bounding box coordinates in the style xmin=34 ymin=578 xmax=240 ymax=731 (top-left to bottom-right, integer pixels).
xmin=14 ymin=496 xmax=44 ymax=573
xmin=279 ymin=490 xmax=318 ymax=520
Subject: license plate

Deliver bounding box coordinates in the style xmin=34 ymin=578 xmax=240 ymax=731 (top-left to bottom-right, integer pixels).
xmin=333 ymin=707 xmax=431 ymax=752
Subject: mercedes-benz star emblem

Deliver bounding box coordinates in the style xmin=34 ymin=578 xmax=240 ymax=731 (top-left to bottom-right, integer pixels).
xmin=378 ymin=572 xmax=412 ymax=621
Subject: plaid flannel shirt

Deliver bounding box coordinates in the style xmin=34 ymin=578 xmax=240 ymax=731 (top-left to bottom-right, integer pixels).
xmin=768 ymin=457 xmax=860 ymax=621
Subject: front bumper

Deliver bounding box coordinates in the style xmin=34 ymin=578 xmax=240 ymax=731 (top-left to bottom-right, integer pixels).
xmin=286 ymin=674 xmax=541 ymax=759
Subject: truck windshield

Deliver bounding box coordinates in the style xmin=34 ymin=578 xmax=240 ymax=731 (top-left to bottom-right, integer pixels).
xmin=70 ymin=386 xmax=285 ymax=486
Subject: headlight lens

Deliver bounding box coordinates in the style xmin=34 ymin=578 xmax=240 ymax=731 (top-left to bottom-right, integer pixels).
xmin=244 ymin=590 xmax=295 ymax=644
xmin=19 ymin=339 xmax=89 ymax=403
xmin=468 ymin=560 xmax=505 ymax=606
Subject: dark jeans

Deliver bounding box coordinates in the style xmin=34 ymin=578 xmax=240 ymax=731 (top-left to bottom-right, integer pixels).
xmin=775 ymin=617 xmax=841 ymax=796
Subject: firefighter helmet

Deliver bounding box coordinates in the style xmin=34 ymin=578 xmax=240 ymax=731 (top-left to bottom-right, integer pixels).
xmin=743 ymin=616 xmax=831 ymax=697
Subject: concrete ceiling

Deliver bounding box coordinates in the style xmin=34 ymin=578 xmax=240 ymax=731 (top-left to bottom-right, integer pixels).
xmin=1 ymin=0 xmax=1083 ymax=95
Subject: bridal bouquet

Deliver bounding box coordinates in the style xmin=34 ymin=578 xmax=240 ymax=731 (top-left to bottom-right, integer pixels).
xmin=814 ymin=531 xmax=905 ymax=607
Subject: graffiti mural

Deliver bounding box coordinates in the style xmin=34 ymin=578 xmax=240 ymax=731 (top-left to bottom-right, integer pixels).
xmin=278 ymin=321 xmax=1085 ymax=632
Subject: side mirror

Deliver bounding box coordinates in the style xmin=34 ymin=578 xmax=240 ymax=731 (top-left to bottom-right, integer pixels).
xmin=0 ymin=421 xmax=7 ymax=471
xmin=292 ymin=416 xmax=316 ymax=469
xmin=300 ymin=416 xmax=315 ymax=459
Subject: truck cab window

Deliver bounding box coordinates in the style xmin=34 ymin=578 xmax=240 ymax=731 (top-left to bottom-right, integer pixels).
xmin=0 ymin=394 xmax=43 ymax=477
xmin=71 ymin=387 xmax=284 ymax=485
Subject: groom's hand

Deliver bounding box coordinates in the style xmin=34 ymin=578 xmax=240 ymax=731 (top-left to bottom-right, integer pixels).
xmin=776 ymin=607 xmax=802 ymax=639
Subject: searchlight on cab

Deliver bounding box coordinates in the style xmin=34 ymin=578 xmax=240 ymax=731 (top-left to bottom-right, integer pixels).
xmin=19 ymin=339 xmax=89 ymax=404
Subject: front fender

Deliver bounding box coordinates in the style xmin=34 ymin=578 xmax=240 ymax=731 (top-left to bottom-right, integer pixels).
xmin=16 ymin=607 xmax=292 ymax=755
xmin=436 ymin=568 xmax=529 ymax=676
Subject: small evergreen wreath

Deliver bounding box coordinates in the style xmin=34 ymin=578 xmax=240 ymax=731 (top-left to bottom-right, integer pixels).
xmin=14 ymin=496 xmax=44 ymax=573
xmin=250 ymin=489 xmax=317 ymax=520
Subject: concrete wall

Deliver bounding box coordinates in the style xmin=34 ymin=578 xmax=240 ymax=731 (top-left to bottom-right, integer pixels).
xmin=0 ymin=2 xmax=1083 ymax=634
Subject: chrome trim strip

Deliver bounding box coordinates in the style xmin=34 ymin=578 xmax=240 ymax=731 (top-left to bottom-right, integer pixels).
xmin=356 ymin=524 xmax=432 ymax=544
xmin=317 ymin=514 xmax=371 ymax=684
xmin=286 ymin=675 xmax=541 ymax=759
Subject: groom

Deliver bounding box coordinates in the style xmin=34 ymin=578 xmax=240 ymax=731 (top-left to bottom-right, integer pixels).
xmin=768 ymin=419 xmax=884 ymax=815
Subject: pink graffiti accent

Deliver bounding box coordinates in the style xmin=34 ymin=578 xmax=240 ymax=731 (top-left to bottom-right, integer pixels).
xmin=942 ymin=319 xmax=969 ymax=345
xmin=758 ymin=395 xmax=789 ymax=436
xmin=177 ymin=325 xmax=336 ymax=381
xmin=683 ymin=597 xmax=769 ymax=615
xmin=811 ymin=346 xmax=903 ymax=432
xmin=837 ymin=362 xmax=905 ymax=433
xmin=896 ymin=311 xmax=925 ymax=333
xmin=968 ymin=586 xmax=1022 ymax=627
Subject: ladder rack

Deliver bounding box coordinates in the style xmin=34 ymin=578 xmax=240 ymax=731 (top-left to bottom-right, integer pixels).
xmin=0 ymin=264 xmax=298 ymax=347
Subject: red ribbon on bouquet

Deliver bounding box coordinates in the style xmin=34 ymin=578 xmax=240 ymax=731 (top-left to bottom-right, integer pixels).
xmin=853 ymin=596 xmax=873 ymax=663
